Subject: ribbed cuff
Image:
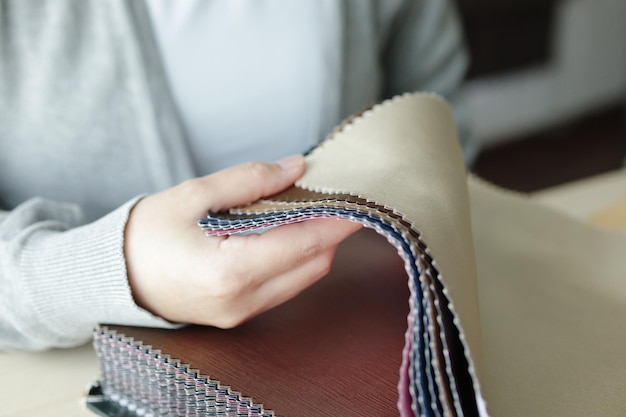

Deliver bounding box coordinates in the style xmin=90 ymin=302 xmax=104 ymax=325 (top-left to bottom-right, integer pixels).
xmin=17 ymin=197 xmax=181 ymax=348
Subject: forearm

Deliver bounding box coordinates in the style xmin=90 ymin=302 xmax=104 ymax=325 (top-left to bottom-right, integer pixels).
xmin=0 ymin=196 xmax=180 ymax=351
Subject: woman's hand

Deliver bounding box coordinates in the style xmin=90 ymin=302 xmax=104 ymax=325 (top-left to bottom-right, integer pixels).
xmin=124 ymin=155 xmax=361 ymax=328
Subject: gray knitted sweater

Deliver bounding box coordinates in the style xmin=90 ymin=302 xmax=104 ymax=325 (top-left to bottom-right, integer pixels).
xmin=0 ymin=0 xmax=468 ymax=350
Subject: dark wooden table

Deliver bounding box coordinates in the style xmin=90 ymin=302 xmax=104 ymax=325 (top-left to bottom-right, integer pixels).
xmin=109 ymin=228 xmax=411 ymax=417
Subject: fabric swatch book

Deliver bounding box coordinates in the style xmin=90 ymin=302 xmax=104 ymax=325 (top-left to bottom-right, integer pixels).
xmin=86 ymin=93 xmax=626 ymax=417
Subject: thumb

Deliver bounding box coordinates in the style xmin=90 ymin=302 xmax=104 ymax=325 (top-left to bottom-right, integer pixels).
xmin=192 ymin=155 xmax=306 ymax=213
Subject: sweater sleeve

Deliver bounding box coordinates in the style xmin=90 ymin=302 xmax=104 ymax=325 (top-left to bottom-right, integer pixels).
xmin=381 ymin=0 xmax=474 ymax=161
xmin=0 ymin=197 xmax=182 ymax=351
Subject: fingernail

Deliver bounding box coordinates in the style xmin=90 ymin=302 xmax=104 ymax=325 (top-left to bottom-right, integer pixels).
xmin=276 ymin=155 xmax=304 ymax=172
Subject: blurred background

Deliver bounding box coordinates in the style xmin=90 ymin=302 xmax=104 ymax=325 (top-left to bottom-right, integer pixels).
xmin=457 ymin=0 xmax=626 ymax=192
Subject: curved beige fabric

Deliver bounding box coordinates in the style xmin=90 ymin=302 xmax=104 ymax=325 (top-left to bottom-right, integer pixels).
xmin=295 ymin=93 xmax=626 ymax=416
xmin=470 ymin=177 xmax=626 ymax=417
xmin=296 ymin=93 xmax=482 ymax=379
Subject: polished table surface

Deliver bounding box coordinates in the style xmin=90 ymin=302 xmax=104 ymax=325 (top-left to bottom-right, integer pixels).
xmin=2 ymin=168 xmax=625 ymax=417
xmin=103 ymin=227 xmax=411 ymax=417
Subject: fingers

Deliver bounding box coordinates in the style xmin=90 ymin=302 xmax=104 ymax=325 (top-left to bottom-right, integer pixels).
xmin=197 ymin=218 xmax=361 ymax=327
xmin=210 ymin=247 xmax=339 ymax=328
xmin=215 ymin=218 xmax=362 ymax=285
xmin=131 ymin=217 xmax=361 ymax=327
xmin=177 ymin=155 xmax=306 ymax=215
xmin=253 ymin=246 xmax=338 ymax=314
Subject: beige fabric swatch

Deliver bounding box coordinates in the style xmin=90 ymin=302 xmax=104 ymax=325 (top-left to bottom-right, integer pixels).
xmin=296 ymin=93 xmax=483 ymax=381
xmin=471 ymin=177 xmax=626 ymax=417
xmin=294 ymin=92 xmax=626 ymax=416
